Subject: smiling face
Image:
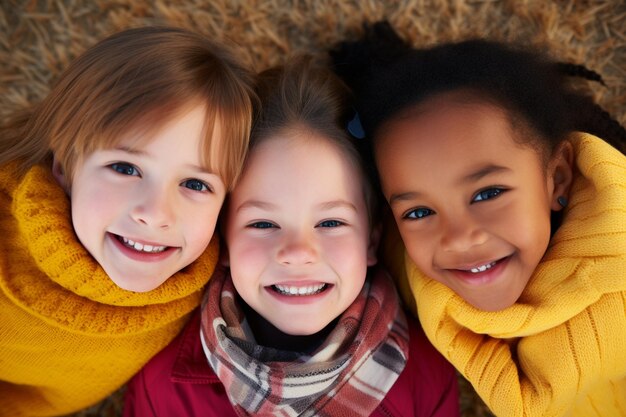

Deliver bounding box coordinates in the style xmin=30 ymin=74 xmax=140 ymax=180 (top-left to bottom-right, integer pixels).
xmin=62 ymin=104 xmax=226 ymax=292
xmin=375 ymin=95 xmax=569 ymax=311
xmin=224 ymin=131 xmax=376 ymax=335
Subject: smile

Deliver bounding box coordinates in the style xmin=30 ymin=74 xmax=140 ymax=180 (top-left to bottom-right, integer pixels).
xmin=468 ymin=261 xmax=497 ymax=273
xmin=272 ymin=283 xmax=327 ymax=296
xmin=117 ymin=235 xmax=167 ymax=253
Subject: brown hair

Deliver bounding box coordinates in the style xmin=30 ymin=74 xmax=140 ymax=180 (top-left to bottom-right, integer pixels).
xmin=251 ymin=56 xmax=378 ymax=225
xmin=0 ymin=26 xmax=254 ymax=190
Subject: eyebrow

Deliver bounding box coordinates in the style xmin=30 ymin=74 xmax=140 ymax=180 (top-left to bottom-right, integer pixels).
xmin=461 ymin=164 xmax=511 ymax=184
xmin=389 ymin=164 xmax=511 ymax=206
xmin=317 ymin=200 xmax=358 ymax=212
xmin=113 ymin=145 xmax=146 ymax=155
xmin=389 ymin=191 xmax=422 ymax=206
xmin=110 ymin=146 xmax=214 ymax=175
xmin=236 ymin=199 xmax=357 ymax=213
xmin=236 ymin=200 xmax=277 ymax=213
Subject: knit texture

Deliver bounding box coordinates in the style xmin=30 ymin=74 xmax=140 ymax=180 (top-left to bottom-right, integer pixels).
xmin=0 ymin=163 xmax=218 ymax=416
xmin=395 ymin=133 xmax=626 ymax=417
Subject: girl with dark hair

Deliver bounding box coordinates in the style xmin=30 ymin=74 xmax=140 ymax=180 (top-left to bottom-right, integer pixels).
xmin=331 ymin=21 xmax=626 ymax=417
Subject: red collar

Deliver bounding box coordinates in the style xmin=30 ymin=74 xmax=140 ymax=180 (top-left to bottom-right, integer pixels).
xmin=171 ymin=310 xmax=221 ymax=384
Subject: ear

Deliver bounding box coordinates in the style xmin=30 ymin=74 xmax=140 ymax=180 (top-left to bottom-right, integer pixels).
xmin=367 ymin=223 xmax=382 ymax=266
xmin=51 ymin=157 xmax=69 ymax=193
xmin=548 ymin=140 xmax=575 ymax=211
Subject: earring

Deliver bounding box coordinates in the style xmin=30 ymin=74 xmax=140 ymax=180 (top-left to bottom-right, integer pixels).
xmin=557 ymin=196 xmax=568 ymax=208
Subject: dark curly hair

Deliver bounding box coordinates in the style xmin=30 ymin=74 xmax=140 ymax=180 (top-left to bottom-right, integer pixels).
xmin=330 ymin=21 xmax=626 ymax=156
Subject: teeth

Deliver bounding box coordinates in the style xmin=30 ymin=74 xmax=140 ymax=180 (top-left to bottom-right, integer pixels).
xmin=469 ymin=262 xmax=496 ymax=273
xmin=273 ymin=283 xmax=326 ymax=296
xmin=121 ymin=236 xmax=167 ymax=253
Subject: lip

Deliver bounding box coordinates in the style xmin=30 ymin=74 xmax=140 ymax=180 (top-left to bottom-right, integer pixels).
xmin=448 ymin=256 xmax=511 ymax=286
xmin=107 ymin=232 xmax=177 ymax=262
xmin=265 ymin=282 xmax=333 ymax=305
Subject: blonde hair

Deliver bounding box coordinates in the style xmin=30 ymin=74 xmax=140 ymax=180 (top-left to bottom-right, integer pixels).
xmin=0 ymin=26 xmax=254 ymax=190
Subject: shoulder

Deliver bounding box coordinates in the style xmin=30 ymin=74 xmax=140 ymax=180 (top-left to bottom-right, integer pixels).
xmin=405 ymin=314 xmax=458 ymax=391
xmin=379 ymin=314 xmax=460 ymax=417
xmin=127 ymin=310 xmax=201 ymax=391
xmin=124 ymin=309 xmax=233 ymax=417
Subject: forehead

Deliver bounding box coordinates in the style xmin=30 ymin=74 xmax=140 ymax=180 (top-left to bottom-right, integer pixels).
xmin=232 ymin=132 xmax=363 ymax=204
xmin=117 ymin=101 xmax=208 ymax=142
xmin=100 ymin=103 xmax=213 ymax=166
xmin=375 ymin=99 xmax=544 ymax=191
xmin=379 ymin=100 xmax=506 ymax=159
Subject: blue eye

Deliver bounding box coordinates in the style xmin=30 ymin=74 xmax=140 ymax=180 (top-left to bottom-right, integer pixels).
xmin=249 ymin=221 xmax=276 ymax=229
xmin=182 ymin=179 xmax=210 ymax=192
xmin=317 ymin=220 xmax=344 ymax=228
xmin=473 ymin=188 xmax=504 ymax=202
xmin=109 ymin=163 xmax=139 ymax=176
xmin=403 ymin=207 xmax=433 ymax=220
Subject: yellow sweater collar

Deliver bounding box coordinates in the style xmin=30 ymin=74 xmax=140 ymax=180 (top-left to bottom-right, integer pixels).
xmin=0 ymin=163 xmax=218 ymax=335
xmin=407 ymin=133 xmax=626 ymax=338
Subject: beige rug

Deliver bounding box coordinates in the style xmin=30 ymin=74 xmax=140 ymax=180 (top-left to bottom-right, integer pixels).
xmin=1 ymin=1 xmax=625 ymax=126
xmin=1 ymin=1 xmax=624 ymax=416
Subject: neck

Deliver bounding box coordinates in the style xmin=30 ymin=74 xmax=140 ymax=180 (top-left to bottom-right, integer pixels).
xmin=241 ymin=300 xmax=337 ymax=353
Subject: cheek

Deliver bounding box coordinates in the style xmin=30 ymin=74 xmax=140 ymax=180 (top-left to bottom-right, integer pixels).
xmin=228 ymin=239 xmax=269 ymax=301
xmin=228 ymin=236 xmax=270 ymax=274
xmin=396 ymin=225 xmax=433 ymax=270
xmin=323 ymin=234 xmax=369 ymax=279
xmin=513 ymin=210 xmax=552 ymax=263
xmin=70 ymin=183 xmax=121 ymax=238
xmin=183 ymin=203 xmax=222 ymax=255
xmin=493 ymin=196 xmax=552 ymax=251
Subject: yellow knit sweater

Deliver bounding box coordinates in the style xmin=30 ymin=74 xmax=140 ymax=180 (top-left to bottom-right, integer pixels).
xmin=0 ymin=163 xmax=219 ymax=416
xmin=394 ymin=133 xmax=626 ymax=417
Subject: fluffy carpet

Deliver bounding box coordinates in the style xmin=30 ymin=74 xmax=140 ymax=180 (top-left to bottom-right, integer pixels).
xmin=1 ymin=1 xmax=624 ymax=416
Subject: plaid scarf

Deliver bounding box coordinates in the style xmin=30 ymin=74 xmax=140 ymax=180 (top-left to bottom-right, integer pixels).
xmin=200 ymin=266 xmax=409 ymax=417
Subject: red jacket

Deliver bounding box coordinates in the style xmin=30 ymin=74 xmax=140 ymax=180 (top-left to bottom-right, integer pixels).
xmin=123 ymin=309 xmax=459 ymax=417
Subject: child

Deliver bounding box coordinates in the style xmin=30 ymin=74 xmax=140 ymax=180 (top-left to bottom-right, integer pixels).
xmin=0 ymin=27 xmax=253 ymax=416
xmin=123 ymin=57 xmax=460 ymax=417
xmin=331 ymin=21 xmax=626 ymax=417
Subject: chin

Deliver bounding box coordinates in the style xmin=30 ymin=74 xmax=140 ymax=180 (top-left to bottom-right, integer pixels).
xmin=470 ymin=295 xmax=520 ymax=312
xmin=109 ymin=274 xmax=161 ymax=293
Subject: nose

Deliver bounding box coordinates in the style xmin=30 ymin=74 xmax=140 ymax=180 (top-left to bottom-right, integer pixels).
xmin=129 ymin=186 xmax=175 ymax=229
xmin=440 ymin=213 xmax=487 ymax=253
xmin=276 ymin=230 xmax=317 ymax=265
